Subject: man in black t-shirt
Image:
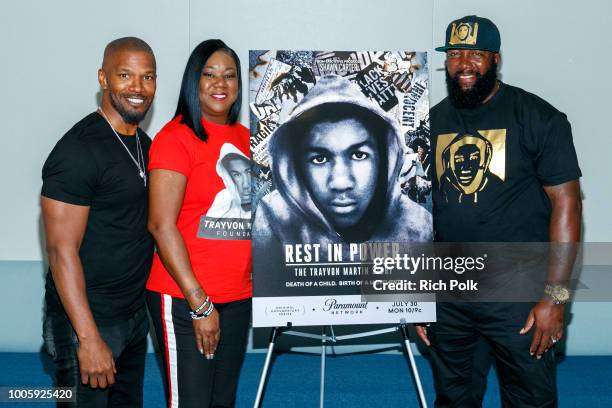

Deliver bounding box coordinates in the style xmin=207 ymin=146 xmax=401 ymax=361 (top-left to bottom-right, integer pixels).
xmin=41 ymin=37 xmax=156 ymax=406
xmin=415 ymin=16 xmax=582 ymax=407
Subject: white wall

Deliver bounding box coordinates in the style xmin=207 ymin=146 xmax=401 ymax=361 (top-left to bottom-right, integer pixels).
xmin=1 ymin=0 xmax=610 ymax=261
xmin=0 ymin=0 xmax=189 ymax=260
xmin=0 ymin=0 xmax=611 ymax=354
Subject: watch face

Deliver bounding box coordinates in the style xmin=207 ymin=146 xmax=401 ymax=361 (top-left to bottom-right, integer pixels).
xmin=552 ymin=286 xmax=570 ymax=302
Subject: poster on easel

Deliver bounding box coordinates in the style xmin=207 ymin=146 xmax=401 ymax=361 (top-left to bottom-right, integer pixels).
xmin=249 ymin=50 xmax=435 ymax=327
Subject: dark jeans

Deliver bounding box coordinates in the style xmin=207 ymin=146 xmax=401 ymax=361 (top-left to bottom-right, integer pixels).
xmin=428 ymin=302 xmax=557 ymax=408
xmin=147 ymin=291 xmax=251 ymax=408
xmin=43 ymin=304 xmax=149 ymax=407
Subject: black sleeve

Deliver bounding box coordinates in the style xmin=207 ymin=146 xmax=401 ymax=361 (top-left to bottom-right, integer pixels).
xmin=533 ymin=112 xmax=582 ymax=186
xmin=41 ymin=137 xmax=97 ymax=206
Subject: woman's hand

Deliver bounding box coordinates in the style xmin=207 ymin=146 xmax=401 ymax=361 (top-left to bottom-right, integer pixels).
xmin=193 ymin=309 xmax=220 ymax=359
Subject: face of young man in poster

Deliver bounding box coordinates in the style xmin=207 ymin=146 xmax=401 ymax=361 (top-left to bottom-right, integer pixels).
xmin=301 ymin=118 xmax=380 ymax=229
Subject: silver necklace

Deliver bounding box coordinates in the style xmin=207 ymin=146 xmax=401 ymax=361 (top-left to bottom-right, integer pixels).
xmin=97 ymin=107 xmax=147 ymax=186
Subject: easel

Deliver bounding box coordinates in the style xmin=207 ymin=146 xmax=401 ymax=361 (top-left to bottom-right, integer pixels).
xmin=253 ymin=322 xmax=428 ymax=408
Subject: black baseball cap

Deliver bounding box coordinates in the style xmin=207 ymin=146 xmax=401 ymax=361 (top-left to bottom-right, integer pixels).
xmin=435 ymin=15 xmax=501 ymax=53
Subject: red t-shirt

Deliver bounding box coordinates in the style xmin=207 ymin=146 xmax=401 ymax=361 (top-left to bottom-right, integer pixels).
xmin=146 ymin=116 xmax=252 ymax=303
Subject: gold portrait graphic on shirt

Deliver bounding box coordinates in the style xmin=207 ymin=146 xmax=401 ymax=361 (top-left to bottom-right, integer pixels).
xmin=449 ymin=22 xmax=479 ymax=46
xmin=435 ymin=129 xmax=506 ymax=203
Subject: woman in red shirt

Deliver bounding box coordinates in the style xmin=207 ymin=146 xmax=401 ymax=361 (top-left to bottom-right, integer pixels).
xmin=146 ymin=39 xmax=252 ymax=408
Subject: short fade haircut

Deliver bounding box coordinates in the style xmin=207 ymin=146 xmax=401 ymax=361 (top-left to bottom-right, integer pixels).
xmin=293 ymin=103 xmax=390 ymax=146
xmin=174 ymin=39 xmax=242 ymax=142
xmin=102 ymin=37 xmax=155 ymax=66
xmin=222 ymin=152 xmax=250 ymax=170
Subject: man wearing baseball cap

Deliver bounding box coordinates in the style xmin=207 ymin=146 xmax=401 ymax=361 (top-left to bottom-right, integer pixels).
xmin=416 ymin=15 xmax=582 ymax=407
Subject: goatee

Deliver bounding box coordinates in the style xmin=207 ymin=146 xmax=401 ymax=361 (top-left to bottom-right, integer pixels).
xmin=446 ymin=62 xmax=498 ymax=109
xmin=110 ymin=92 xmax=149 ymax=125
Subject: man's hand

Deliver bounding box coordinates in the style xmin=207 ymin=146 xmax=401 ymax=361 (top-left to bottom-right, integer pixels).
xmin=519 ymin=180 xmax=579 ymax=359
xmin=520 ymin=299 xmax=565 ymax=358
xmin=77 ymin=335 xmax=116 ymax=388
xmin=42 ymin=197 xmax=118 ymax=388
xmin=193 ymin=309 xmax=220 ymax=359
xmin=415 ymin=323 xmax=431 ymax=347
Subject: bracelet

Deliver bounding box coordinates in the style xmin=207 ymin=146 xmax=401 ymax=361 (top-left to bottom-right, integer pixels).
xmin=190 ymin=303 xmax=214 ymax=320
xmin=189 ymin=301 xmax=215 ymax=320
xmin=202 ymin=301 xmax=214 ymax=316
xmin=193 ymin=296 xmax=210 ymax=314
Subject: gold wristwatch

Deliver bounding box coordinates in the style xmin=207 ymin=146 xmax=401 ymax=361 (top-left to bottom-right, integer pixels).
xmin=544 ymin=284 xmax=570 ymax=305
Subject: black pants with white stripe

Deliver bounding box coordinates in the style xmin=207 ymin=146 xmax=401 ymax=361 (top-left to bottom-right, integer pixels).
xmin=146 ymin=291 xmax=251 ymax=408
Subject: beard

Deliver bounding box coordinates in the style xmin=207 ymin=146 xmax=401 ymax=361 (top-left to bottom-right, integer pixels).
xmin=446 ymin=62 xmax=498 ymax=109
xmin=109 ymin=92 xmax=150 ymax=125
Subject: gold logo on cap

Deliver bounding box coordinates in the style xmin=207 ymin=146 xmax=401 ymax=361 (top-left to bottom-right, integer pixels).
xmin=449 ymin=22 xmax=479 ymax=45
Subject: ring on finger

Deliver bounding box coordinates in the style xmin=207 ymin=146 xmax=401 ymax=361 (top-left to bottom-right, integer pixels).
xmin=551 ymin=337 xmax=558 ymax=344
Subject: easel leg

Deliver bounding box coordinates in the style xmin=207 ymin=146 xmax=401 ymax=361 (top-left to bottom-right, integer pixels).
xmin=400 ymin=324 xmax=428 ymax=408
xmin=254 ymin=327 xmax=281 ymax=408
xmin=320 ymin=326 xmax=327 ymax=408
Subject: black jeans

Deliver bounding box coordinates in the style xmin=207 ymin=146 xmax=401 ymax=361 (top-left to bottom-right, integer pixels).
xmin=146 ymin=291 xmax=251 ymax=408
xmin=43 ymin=303 xmax=149 ymax=407
xmin=428 ymin=302 xmax=557 ymax=408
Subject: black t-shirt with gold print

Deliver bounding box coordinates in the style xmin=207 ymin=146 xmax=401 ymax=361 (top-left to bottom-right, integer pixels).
xmin=430 ymin=82 xmax=581 ymax=243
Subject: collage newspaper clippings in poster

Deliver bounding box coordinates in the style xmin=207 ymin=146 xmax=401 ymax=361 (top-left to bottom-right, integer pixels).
xmin=249 ymin=50 xmax=435 ymax=327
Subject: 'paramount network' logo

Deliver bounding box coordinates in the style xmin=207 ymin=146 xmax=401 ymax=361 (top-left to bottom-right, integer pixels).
xmin=322 ymin=298 xmax=369 ymax=312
